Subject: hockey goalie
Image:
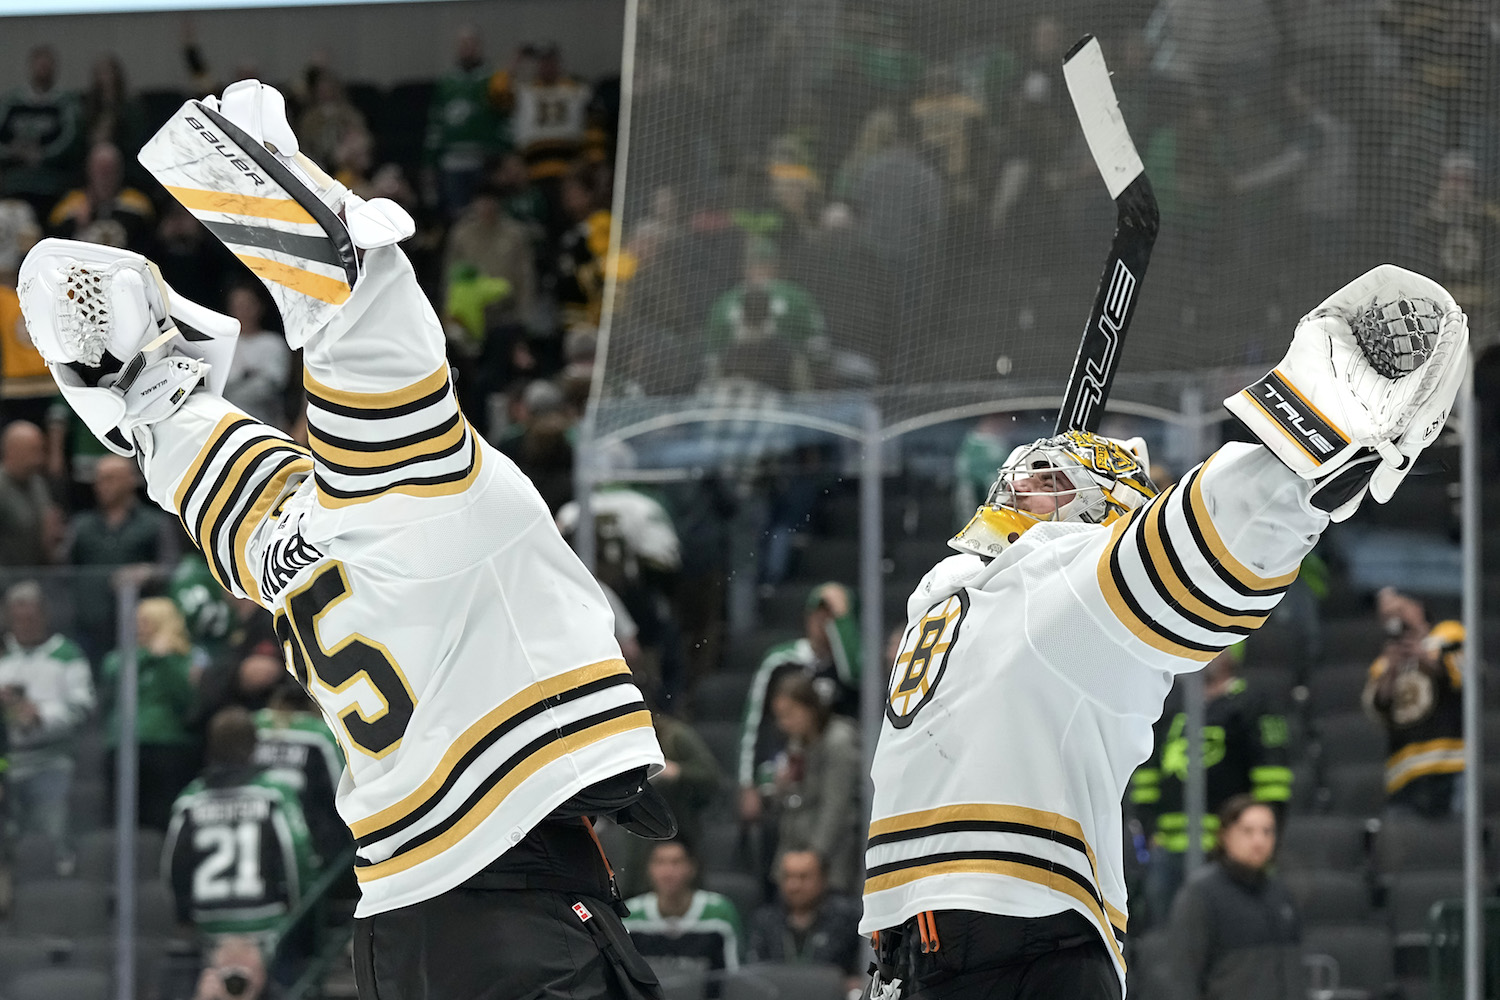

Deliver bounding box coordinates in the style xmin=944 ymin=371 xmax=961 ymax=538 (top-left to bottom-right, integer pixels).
xmin=18 ymin=81 xmax=668 ymax=999
xmin=863 ymin=268 xmax=1468 ymax=999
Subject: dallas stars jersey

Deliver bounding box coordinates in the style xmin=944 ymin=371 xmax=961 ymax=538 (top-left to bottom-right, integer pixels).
xmin=865 ymin=444 xmax=1325 ymax=989
xmin=254 ymin=706 xmax=348 ymax=860
xmin=162 ymin=768 xmax=317 ymax=937
xmin=253 ymin=707 xmax=343 ymax=800
xmin=622 ymin=889 xmax=743 ymax=980
xmin=138 ymin=245 xmax=662 ymax=917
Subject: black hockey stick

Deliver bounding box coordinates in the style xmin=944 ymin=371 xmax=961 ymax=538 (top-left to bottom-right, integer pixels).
xmin=1054 ymin=35 xmax=1160 ymax=435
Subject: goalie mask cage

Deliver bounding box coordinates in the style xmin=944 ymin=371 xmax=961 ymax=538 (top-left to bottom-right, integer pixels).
xmin=584 ymin=1 xmax=1488 ymax=987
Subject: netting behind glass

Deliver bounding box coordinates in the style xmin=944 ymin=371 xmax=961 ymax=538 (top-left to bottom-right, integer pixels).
xmin=596 ymin=0 xmax=1495 ymax=445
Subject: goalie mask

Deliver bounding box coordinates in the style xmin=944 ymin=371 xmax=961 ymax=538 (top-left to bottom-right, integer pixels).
xmin=950 ymin=430 xmax=1158 ymax=559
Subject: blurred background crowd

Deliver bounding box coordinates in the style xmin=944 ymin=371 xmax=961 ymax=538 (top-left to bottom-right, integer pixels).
xmin=0 ymin=2 xmax=1495 ymax=1000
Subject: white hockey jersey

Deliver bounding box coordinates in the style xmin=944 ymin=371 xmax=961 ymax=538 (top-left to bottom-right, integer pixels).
xmin=138 ymin=246 xmax=662 ymax=916
xmin=863 ymin=444 xmax=1325 ymax=988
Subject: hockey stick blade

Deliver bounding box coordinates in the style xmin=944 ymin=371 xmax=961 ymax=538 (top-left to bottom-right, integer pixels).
xmin=1054 ymin=35 xmax=1160 ymax=435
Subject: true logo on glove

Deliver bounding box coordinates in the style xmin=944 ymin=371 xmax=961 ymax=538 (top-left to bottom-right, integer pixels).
xmin=1245 ymin=371 xmax=1348 ymax=462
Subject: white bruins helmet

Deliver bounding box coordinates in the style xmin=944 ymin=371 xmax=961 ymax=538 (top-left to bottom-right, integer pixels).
xmin=950 ymin=430 xmax=1158 ymax=559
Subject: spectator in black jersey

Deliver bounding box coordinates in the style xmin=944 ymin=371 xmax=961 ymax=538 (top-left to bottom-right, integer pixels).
xmin=65 ymin=454 xmax=176 ymax=665
xmin=0 ymin=419 xmax=58 ymax=569
xmin=0 ymin=45 xmax=83 ymax=219
xmin=47 ymin=141 xmax=155 ymax=251
xmin=747 ymin=849 xmax=867 ymax=993
xmin=1362 ymin=586 xmax=1466 ymax=818
xmin=163 ymin=707 xmax=317 ymax=943
xmin=253 ymin=679 xmax=349 ymax=866
xmin=1166 ymin=795 xmax=1304 ymax=1000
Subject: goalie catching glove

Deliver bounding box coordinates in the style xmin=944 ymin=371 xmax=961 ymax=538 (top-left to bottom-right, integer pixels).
xmin=16 ymin=238 xmax=240 ymax=458
xmin=1226 ymin=263 xmax=1469 ymax=521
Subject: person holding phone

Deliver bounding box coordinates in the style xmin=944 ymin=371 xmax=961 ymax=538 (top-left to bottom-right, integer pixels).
xmin=1361 ymin=586 xmax=1466 ymax=818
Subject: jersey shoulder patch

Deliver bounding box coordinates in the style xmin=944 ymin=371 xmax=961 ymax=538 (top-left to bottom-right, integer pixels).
xmin=886 ymin=590 xmax=970 ymax=729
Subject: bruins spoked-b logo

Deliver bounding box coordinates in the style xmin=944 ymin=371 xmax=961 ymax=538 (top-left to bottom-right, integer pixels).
xmin=887 ymin=591 xmax=969 ymax=728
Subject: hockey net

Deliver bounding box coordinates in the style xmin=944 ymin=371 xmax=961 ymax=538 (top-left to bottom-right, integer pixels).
xmin=592 ymin=0 xmax=1493 ymax=471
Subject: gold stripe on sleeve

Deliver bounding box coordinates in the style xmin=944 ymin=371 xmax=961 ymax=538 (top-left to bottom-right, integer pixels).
xmin=1140 ymin=489 xmax=1271 ymax=630
xmin=304 ymin=364 xmax=450 ymax=410
xmin=173 ymin=413 xmax=248 ymax=523
xmin=313 ymin=436 xmax=482 ymax=509
xmin=196 ymin=438 xmax=289 ymax=589
xmin=1186 ymin=454 xmax=1301 ymax=591
xmin=230 ymin=455 xmax=314 ymax=599
xmin=308 ymin=418 xmax=466 ymax=470
xmin=1096 ymin=515 xmax=1220 ymax=662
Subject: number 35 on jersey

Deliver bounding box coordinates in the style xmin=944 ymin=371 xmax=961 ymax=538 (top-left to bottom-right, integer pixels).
xmin=887 ymin=592 xmax=969 ymax=728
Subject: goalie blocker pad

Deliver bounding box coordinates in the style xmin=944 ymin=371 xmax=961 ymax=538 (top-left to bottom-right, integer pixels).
xmin=140 ymin=100 xmax=359 ymax=341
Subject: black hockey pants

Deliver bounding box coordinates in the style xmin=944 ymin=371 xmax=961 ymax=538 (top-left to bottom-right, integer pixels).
xmin=353 ymin=817 xmax=663 ymax=1000
xmin=868 ymin=910 xmax=1121 ymax=1000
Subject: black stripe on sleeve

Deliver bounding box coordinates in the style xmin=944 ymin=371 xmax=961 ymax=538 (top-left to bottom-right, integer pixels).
xmin=313 ymin=440 xmax=477 ymax=501
xmin=312 ymin=431 xmax=470 ymax=479
xmin=1178 ymin=466 xmax=1294 ymax=600
xmin=305 ymin=381 xmax=451 ymax=420
xmin=201 ymin=448 xmax=309 ymax=588
xmin=1131 ymin=491 xmax=1256 ymax=638
xmin=195 ymin=442 xmax=307 ymax=584
xmin=1107 ymin=519 xmax=1221 ymax=655
xmin=176 ymin=417 xmax=258 ymax=536
xmin=309 ymin=410 xmax=464 ymax=454
xmin=1154 ymin=486 xmax=1273 ymax=625
xmin=218 ymin=452 xmax=312 ymax=582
